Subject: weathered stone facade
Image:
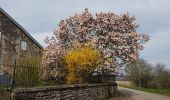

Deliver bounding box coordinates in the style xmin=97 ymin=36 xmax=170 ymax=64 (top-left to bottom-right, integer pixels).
xmin=0 ymin=8 xmax=42 ymax=66
xmin=12 ymin=83 xmax=117 ymax=100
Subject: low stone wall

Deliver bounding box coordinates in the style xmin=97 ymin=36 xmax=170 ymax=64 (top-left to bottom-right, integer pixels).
xmin=0 ymin=91 xmax=11 ymax=100
xmin=12 ymin=83 xmax=117 ymax=100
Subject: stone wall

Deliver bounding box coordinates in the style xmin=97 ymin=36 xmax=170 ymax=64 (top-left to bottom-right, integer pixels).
xmin=12 ymin=83 xmax=117 ymax=100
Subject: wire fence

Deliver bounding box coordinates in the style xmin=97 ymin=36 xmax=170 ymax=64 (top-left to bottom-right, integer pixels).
xmin=0 ymin=62 xmax=67 ymax=90
xmin=13 ymin=61 xmax=43 ymax=88
xmin=0 ymin=62 xmax=116 ymax=90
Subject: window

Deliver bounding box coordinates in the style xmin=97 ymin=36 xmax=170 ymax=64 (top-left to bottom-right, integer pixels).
xmin=0 ymin=32 xmax=1 ymax=39
xmin=0 ymin=19 xmax=1 ymax=26
xmin=21 ymin=41 xmax=27 ymax=51
xmin=0 ymin=65 xmax=5 ymax=75
xmin=0 ymin=19 xmax=2 ymax=47
xmin=0 ymin=32 xmax=2 ymax=47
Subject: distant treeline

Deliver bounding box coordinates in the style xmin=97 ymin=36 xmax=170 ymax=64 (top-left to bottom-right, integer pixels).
xmin=124 ymin=59 xmax=170 ymax=89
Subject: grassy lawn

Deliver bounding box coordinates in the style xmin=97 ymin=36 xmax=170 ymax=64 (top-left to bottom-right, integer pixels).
xmin=117 ymin=81 xmax=170 ymax=96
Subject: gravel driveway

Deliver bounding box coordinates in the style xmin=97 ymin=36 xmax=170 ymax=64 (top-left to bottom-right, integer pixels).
xmin=109 ymin=87 xmax=170 ymax=100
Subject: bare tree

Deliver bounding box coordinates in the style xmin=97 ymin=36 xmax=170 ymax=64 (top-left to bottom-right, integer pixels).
xmin=125 ymin=59 xmax=152 ymax=88
xmin=154 ymin=63 xmax=170 ymax=88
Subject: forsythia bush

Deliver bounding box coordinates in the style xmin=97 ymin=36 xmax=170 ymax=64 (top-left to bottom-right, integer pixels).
xmin=65 ymin=44 xmax=101 ymax=84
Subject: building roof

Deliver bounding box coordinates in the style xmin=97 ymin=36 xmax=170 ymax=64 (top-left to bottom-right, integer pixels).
xmin=0 ymin=7 xmax=43 ymax=49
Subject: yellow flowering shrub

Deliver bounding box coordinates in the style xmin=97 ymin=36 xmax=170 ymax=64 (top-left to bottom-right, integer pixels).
xmin=65 ymin=44 xmax=101 ymax=84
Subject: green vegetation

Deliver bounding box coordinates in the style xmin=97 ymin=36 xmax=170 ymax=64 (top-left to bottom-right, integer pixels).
xmin=125 ymin=59 xmax=170 ymax=89
xmin=117 ymin=81 xmax=170 ymax=96
xmin=14 ymin=56 xmax=43 ymax=87
xmin=0 ymin=85 xmax=12 ymax=92
xmin=14 ymin=66 xmax=42 ymax=87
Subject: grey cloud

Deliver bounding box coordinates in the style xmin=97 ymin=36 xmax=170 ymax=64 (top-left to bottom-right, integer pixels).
xmin=140 ymin=30 xmax=170 ymax=68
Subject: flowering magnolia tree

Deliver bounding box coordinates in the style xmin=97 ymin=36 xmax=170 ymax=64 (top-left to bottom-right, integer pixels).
xmin=43 ymin=9 xmax=149 ymax=72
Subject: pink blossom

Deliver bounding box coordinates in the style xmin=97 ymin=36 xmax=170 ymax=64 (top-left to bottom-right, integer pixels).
xmin=43 ymin=9 xmax=150 ymax=70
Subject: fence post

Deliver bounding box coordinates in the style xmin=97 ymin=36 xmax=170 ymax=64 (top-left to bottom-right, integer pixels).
xmin=12 ymin=60 xmax=17 ymax=89
xmin=10 ymin=60 xmax=17 ymax=100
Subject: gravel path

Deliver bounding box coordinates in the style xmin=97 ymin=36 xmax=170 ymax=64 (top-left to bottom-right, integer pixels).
xmin=109 ymin=87 xmax=170 ymax=100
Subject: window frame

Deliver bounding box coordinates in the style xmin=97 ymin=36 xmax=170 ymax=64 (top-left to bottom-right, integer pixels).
xmin=20 ymin=40 xmax=28 ymax=51
xmin=0 ymin=31 xmax=2 ymax=48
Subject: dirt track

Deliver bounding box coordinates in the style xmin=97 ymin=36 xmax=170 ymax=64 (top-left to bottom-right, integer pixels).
xmin=109 ymin=87 xmax=170 ymax=100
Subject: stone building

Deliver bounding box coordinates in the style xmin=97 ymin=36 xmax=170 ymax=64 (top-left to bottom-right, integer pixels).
xmin=0 ymin=7 xmax=43 ymax=66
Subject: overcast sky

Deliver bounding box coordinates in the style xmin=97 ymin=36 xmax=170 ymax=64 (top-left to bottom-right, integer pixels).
xmin=0 ymin=0 xmax=170 ymax=68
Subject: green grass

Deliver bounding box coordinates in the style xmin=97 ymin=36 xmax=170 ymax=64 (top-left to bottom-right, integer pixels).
xmin=117 ymin=81 xmax=170 ymax=96
xmin=0 ymin=86 xmax=11 ymax=91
